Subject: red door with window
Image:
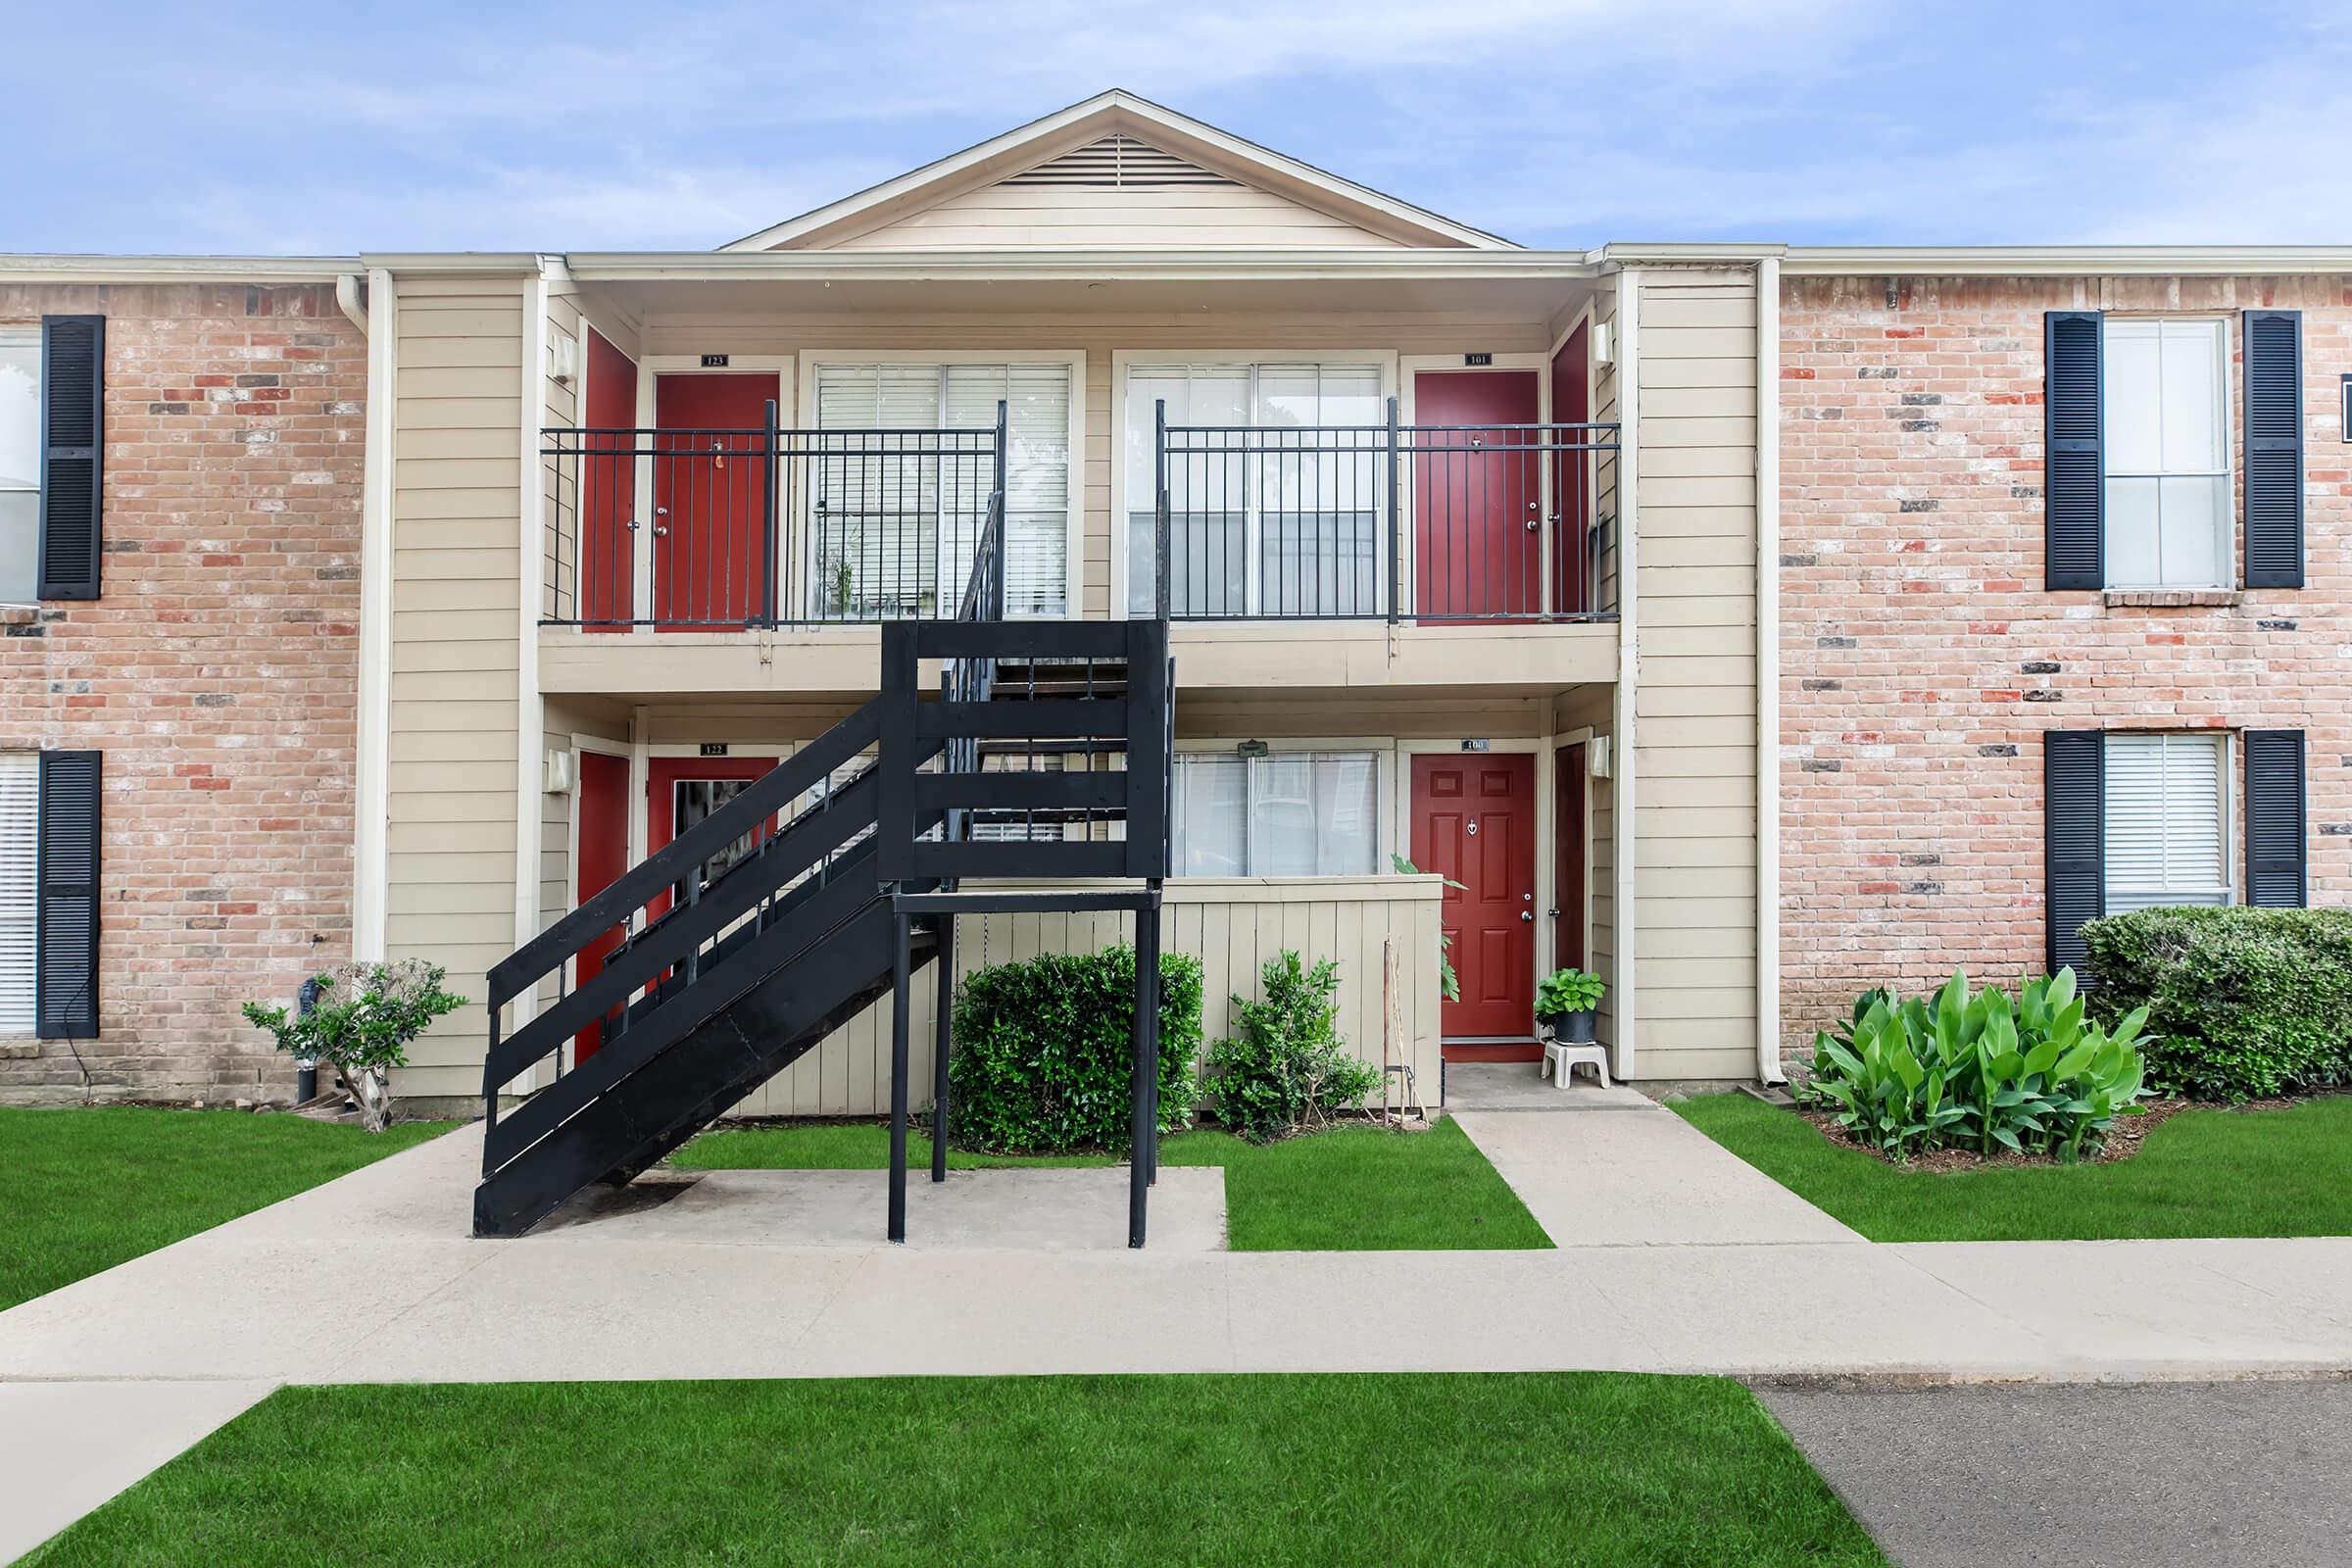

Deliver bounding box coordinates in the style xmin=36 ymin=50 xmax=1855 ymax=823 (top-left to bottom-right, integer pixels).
xmin=580 ymin=330 xmax=639 ymax=629
xmin=1411 ymin=752 xmax=1538 ymax=1053
xmin=645 ymin=755 xmax=780 ymax=924
xmin=1412 ymin=370 xmax=1542 ymax=619
xmin=653 ymin=373 xmax=778 ymax=626
xmin=571 ymin=750 xmax=631 ymax=1061
xmin=1548 ymin=324 xmax=1592 ymax=613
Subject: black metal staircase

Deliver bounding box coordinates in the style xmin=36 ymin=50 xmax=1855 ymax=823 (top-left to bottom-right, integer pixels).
xmin=475 ymin=405 xmax=1174 ymax=1242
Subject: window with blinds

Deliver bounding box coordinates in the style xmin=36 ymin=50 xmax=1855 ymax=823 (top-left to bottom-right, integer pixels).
xmin=810 ymin=362 xmax=1070 ymax=617
xmin=0 ymin=328 xmax=37 ymax=605
xmin=1171 ymin=751 xmax=1379 ymax=876
xmin=1125 ymin=363 xmax=1384 ymax=614
xmin=0 ymin=753 xmax=33 ymax=1033
xmin=2104 ymin=731 xmax=2230 ymax=912
xmin=2104 ymin=318 xmax=2230 ymax=590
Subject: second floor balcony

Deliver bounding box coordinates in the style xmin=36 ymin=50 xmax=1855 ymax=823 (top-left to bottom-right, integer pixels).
xmin=536 ymin=399 xmax=1620 ymax=701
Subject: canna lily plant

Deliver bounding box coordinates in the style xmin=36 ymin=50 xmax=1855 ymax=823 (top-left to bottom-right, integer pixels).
xmin=1801 ymin=968 xmax=2147 ymax=1163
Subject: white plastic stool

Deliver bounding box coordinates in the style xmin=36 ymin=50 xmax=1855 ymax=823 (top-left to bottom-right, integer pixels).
xmin=1542 ymin=1038 xmax=1612 ymax=1090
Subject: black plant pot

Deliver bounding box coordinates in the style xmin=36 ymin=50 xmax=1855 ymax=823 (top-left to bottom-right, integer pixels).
xmin=1553 ymin=1007 xmax=1597 ymax=1046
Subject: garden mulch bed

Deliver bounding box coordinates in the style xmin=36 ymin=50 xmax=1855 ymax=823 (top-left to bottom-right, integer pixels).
xmin=1795 ymin=1095 xmax=2312 ymax=1172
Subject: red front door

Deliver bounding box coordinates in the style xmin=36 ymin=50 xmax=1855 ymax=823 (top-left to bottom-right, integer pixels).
xmin=653 ymin=373 xmax=778 ymax=626
xmin=580 ymin=330 xmax=639 ymax=628
xmin=1548 ymin=324 xmax=1592 ymax=613
xmin=571 ymin=750 xmax=631 ymax=1061
xmin=1554 ymin=744 xmax=1587 ymax=972
xmin=645 ymin=755 xmax=780 ymax=924
xmin=1411 ymin=752 xmax=1538 ymax=1050
xmin=1413 ymin=369 xmax=1542 ymax=619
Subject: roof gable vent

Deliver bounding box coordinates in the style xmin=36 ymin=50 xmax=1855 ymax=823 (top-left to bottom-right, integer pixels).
xmin=1003 ymin=135 xmax=1240 ymax=189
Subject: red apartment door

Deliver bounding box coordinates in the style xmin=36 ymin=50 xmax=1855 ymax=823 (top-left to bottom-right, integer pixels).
xmin=571 ymin=750 xmax=631 ymax=1062
xmin=1411 ymin=752 xmax=1538 ymax=1049
xmin=580 ymin=330 xmax=639 ymax=628
xmin=1413 ymin=369 xmax=1542 ymax=619
xmin=1548 ymin=323 xmax=1592 ymax=613
xmin=652 ymin=373 xmax=778 ymax=626
xmin=1554 ymin=744 xmax=1587 ymax=971
xmin=645 ymin=755 xmax=780 ymax=924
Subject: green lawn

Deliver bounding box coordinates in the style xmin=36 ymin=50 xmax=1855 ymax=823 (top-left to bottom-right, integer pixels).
xmin=0 ymin=1106 xmax=453 ymax=1311
xmin=1676 ymin=1092 xmax=2352 ymax=1243
xmin=675 ymin=1117 xmax=1552 ymax=1250
xmin=24 ymin=1374 xmax=1882 ymax=1567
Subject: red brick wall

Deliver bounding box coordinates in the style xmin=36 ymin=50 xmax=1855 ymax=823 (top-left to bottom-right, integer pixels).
xmin=0 ymin=282 xmax=365 ymax=1102
xmin=1779 ymin=273 xmax=2351 ymax=1050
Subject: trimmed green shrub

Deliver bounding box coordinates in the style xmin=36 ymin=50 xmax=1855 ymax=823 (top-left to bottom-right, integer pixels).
xmin=1800 ymin=968 xmax=2147 ymax=1162
xmin=1202 ymin=952 xmax=1381 ymax=1142
xmin=2082 ymin=906 xmax=2352 ymax=1102
xmin=945 ymin=945 xmax=1201 ymax=1153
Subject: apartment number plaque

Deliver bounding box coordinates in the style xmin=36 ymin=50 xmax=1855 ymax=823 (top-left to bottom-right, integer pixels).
xmin=700 ymin=354 xmax=730 ymax=368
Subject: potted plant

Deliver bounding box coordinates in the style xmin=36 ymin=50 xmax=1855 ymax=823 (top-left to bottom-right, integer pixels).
xmin=244 ymin=958 xmax=465 ymax=1132
xmin=1536 ymin=967 xmax=1605 ymax=1045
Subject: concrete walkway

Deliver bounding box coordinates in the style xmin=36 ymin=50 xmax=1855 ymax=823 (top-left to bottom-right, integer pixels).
xmin=7 ymin=1093 xmax=2352 ymax=1557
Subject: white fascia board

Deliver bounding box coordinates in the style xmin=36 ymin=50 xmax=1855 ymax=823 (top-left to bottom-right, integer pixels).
xmin=563 ymin=248 xmax=1601 ymax=283
xmin=1783 ymin=245 xmax=2352 ymax=276
xmin=0 ymin=254 xmax=357 ymax=283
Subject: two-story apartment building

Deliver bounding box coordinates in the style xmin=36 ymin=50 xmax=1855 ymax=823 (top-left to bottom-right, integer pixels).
xmin=0 ymin=92 xmax=2338 ymax=1121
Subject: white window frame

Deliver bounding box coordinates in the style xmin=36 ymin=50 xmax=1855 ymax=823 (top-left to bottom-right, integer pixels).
xmin=798 ymin=350 xmax=1084 ymax=621
xmin=1111 ymin=350 xmax=1398 ymax=616
xmin=0 ymin=325 xmax=40 ymax=608
xmin=1168 ymin=738 xmax=1398 ymax=878
xmin=2103 ymin=729 xmax=2235 ymax=912
xmin=2101 ymin=316 xmax=2233 ymax=591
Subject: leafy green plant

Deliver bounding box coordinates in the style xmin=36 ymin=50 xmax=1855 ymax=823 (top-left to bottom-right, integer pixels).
xmin=242 ymin=959 xmax=466 ymax=1132
xmin=2082 ymin=906 xmax=2352 ymax=1102
xmin=1202 ymin=952 xmax=1381 ymax=1142
xmin=946 ymin=946 xmax=1201 ymax=1154
xmin=1391 ymin=852 xmax=1466 ymax=1002
xmin=1799 ymin=968 xmax=2148 ymax=1163
xmin=1536 ymin=967 xmax=1604 ymax=1017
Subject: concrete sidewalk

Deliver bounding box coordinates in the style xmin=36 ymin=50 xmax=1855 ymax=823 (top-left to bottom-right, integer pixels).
xmin=7 ymin=1104 xmax=2352 ymax=1558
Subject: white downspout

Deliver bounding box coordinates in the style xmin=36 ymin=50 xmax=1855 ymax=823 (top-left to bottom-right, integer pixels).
xmin=1755 ymin=257 xmax=1786 ymax=1084
xmin=1612 ymin=271 xmax=1641 ymax=1082
xmin=353 ymin=269 xmax=396 ymax=960
xmin=334 ymin=272 xmax=368 ymax=337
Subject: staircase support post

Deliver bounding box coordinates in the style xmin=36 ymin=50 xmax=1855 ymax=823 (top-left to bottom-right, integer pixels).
xmin=1128 ymin=901 xmax=1160 ymax=1249
xmin=930 ymin=914 xmax=954 ymax=1183
xmin=888 ymin=908 xmax=911 ymax=1243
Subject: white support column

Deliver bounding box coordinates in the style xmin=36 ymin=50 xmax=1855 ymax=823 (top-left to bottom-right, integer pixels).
xmin=353 ymin=268 xmax=396 ymax=960
xmin=1612 ymin=270 xmax=1641 ymax=1081
xmin=514 ymin=262 xmax=552 ymax=964
xmin=1754 ymin=257 xmax=1786 ymax=1084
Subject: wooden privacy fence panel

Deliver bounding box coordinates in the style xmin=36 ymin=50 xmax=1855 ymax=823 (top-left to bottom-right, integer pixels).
xmin=725 ymin=875 xmax=1445 ymax=1119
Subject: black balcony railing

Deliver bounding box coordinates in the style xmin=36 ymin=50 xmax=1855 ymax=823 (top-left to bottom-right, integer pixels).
xmin=541 ymin=401 xmax=1007 ymax=628
xmin=1145 ymin=397 xmax=1618 ymax=622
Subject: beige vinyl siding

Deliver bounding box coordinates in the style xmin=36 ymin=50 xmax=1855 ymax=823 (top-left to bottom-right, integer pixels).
xmin=385 ymin=272 xmax=531 ymax=1098
xmin=825 ymin=181 xmax=1409 ymax=251
xmin=1631 ymin=270 xmax=1762 ymax=1079
xmin=1552 ymin=683 xmax=1617 ymax=1054
xmin=635 ymin=313 xmax=1552 ymax=618
xmin=1591 ymin=294 xmax=1623 ymax=612
xmin=725 ymin=876 xmax=1444 ymax=1117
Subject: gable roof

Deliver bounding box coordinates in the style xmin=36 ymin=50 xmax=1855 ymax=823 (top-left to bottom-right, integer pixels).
xmin=721 ymin=89 xmax=1513 ymax=253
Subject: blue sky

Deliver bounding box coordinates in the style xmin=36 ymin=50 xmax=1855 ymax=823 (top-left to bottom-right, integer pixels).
xmin=2 ymin=2 xmax=2344 ymax=254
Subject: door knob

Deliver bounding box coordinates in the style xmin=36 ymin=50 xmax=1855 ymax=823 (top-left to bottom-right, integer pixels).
xmin=1519 ymin=909 xmax=1534 ymax=921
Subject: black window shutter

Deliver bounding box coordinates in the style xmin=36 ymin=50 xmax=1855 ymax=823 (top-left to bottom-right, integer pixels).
xmin=37 ymin=315 xmax=104 ymax=601
xmin=2044 ymin=311 xmax=2104 ymax=590
xmin=2242 ymin=310 xmax=2304 ymax=589
xmin=2244 ymin=729 xmax=2307 ymax=907
xmin=35 ymin=750 xmax=101 ymax=1038
xmin=2044 ymin=729 xmax=2104 ymax=976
